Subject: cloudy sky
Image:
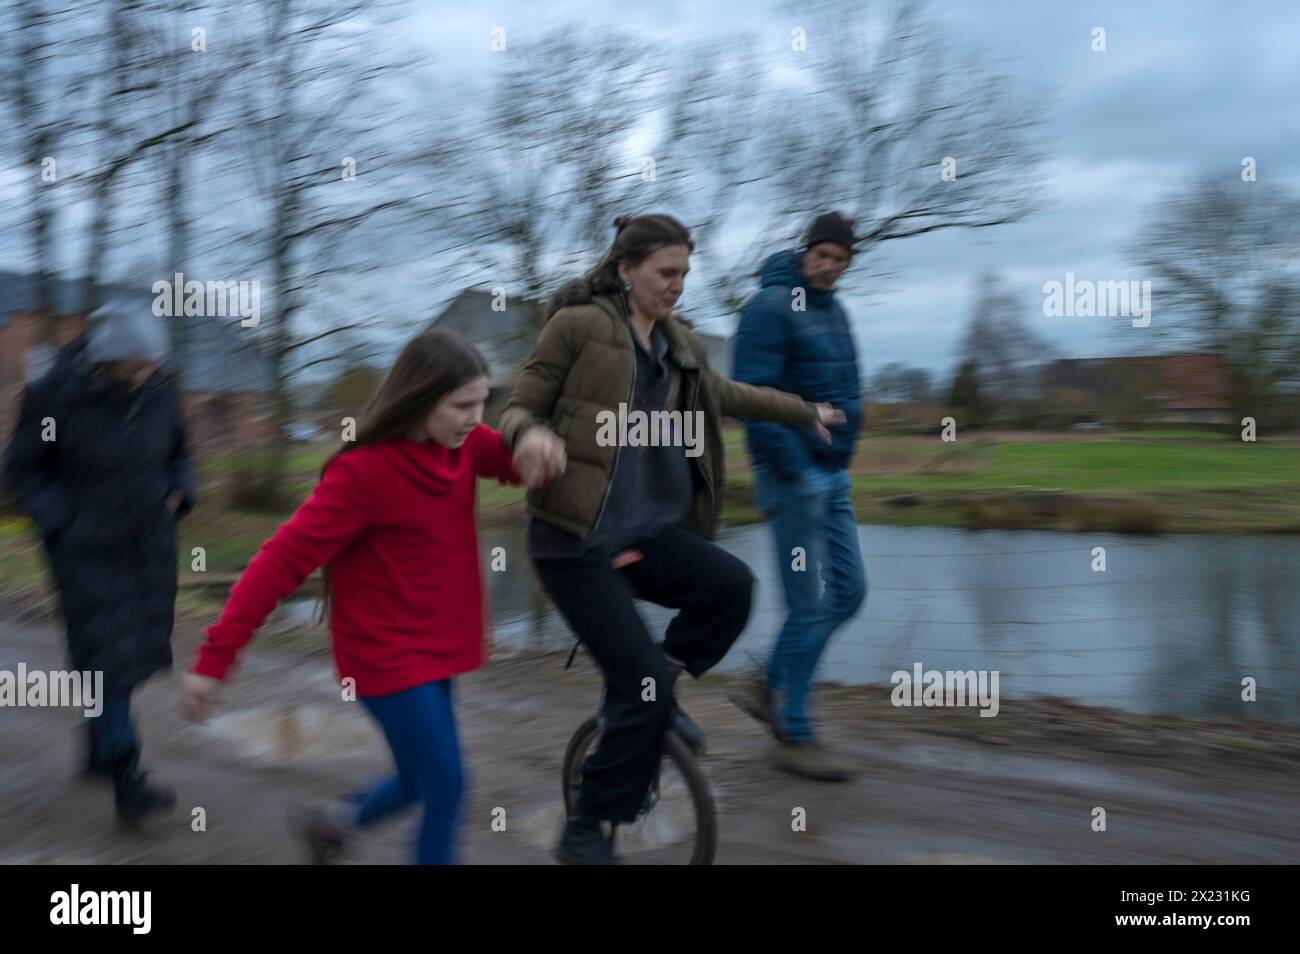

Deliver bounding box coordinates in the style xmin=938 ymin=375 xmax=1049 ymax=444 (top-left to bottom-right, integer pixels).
xmin=406 ymin=0 xmax=1300 ymax=380
xmin=4 ymin=0 xmax=1296 ymax=384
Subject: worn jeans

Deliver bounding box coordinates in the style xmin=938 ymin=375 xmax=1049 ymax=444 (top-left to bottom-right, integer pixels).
xmin=755 ymin=465 xmax=868 ymax=741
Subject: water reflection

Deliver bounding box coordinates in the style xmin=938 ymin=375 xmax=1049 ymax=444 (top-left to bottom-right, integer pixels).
xmin=479 ymin=524 xmax=1300 ymax=725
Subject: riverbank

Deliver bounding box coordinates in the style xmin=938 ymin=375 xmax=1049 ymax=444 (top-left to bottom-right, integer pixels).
xmin=3 ymin=430 xmax=1299 ymax=607
xmin=495 ymin=428 xmax=1300 ymax=534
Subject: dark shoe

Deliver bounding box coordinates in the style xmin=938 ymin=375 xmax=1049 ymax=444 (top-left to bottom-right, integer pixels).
xmin=290 ymin=805 xmax=349 ymax=864
xmin=672 ymin=702 xmax=707 ymax=756
xmin=555 ymin=815 xmax=619 ymax=865
xmin=113 ymin=760 xmax=177 ymax=827
xmin=773 ymin=740 xmax=856 ymax=782
xmin=83 ymin=754 xmax=114 ymax=782
xmin=728 ymin=666 xmax=782 ymax=739
xmin=81 ymin=726 xmax=117 ymax=781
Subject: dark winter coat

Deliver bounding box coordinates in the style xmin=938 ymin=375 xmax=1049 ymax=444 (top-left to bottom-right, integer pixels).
xmin=3 ymin=337 xmax=196 ymax=696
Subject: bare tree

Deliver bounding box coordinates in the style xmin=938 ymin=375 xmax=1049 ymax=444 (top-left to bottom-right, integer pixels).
xmin=900 ymin=367 xmax=932 ymax=403
xmin=729 ymin=0 xmax=1049 ymax=311
xmin=869 ymin=362 xmax=934 ymax=404
xmin=1132 ymin=176 xmax=1300 ymax=421
xmin=151 ymin=5 xmax=240 ymax=384
xmin=227 ymin=0 xmax=418 ymax=504
xmin=2 ymin=1 xmax=236 ymax=341
xmin=870 ymin=362 xmax=910 ymax=402
xmin=1 ymin=0 xmax=95 ymax=329
xmin=648 ymin=36 xmax=786 ymax=321
xmin=419 ymin=28 xmax=664 ymax=328
xmin=77 ymin=0 xmax=208 ymax=314
xmin=958 ymin=273 xmax=1049 ymax=423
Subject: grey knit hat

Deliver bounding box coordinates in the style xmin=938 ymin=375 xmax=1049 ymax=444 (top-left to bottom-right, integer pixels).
xmin=86 ymin=295 xmax=169 ymax=363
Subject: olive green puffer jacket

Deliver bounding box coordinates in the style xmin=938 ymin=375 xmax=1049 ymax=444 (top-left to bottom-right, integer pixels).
xmin=499 ymin=281 xmax=820 ymax=541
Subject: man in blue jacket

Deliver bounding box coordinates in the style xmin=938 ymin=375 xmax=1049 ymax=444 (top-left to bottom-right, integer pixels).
xmin=729 ymin=212 xmax=867 ymax=781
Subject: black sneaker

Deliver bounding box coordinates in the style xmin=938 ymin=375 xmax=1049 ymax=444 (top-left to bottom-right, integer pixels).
xmin=555 ymin=815 xmax=619 ymax=865
xmin=113 ymin=763 xmax=177 ymax=827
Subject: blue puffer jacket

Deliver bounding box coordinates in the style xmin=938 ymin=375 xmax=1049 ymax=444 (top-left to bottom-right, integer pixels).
xmin=731 ymin=249 xmax=862 ymax=479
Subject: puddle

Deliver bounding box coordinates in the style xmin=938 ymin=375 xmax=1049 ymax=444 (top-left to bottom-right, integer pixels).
xmin=199 ymin=703 xmax=381 ymax=763
xmin=516 ymin=801 xmax=567 ymax=850
xmin=514 ymin=778 xmax=714 ymax=856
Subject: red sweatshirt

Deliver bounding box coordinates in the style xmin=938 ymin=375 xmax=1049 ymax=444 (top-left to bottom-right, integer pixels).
xmin=193 ymin=424 xmax=522 ymax=696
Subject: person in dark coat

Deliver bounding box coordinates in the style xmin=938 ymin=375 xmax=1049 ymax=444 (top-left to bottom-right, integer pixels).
xmin=3 ymin=295 xmax=196 ymax=824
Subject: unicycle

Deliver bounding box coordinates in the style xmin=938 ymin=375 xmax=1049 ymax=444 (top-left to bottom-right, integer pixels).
xmin=560 ymin=699 xmax=718 ymax=865
xmin=554 ymin=546 xmax=718 ymax=864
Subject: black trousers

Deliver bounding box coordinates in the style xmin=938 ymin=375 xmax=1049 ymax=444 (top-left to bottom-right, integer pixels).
xmin=533 ymin=525 xmax=754 ymax=822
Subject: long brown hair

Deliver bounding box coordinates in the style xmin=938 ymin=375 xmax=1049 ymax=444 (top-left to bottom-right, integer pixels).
xmin=316 ymin=328 xmax=489 ymax=621
xmin=543 ymin=213 xmax=695 ymax=321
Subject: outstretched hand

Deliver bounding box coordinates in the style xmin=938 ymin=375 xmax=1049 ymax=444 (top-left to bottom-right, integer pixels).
xmin=812 ymin=403 xmax=846 ymax=444
xmin=514 ymin=426 xmax=567 ymax=488
xmin=180 ymin=671 xmax=226 ymax=724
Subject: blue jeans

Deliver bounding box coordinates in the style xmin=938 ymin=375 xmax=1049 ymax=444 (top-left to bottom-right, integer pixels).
xmin=88 ymin=695 xmax=138 ymax=768
xmin=350 ymin=679 xmax=465 ymax=865
xmin=755 ymin=466 xmax=868 ymax=742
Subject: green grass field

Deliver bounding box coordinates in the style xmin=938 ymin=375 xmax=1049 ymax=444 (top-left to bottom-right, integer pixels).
xmin=4 ymin=430 xmax=1298 ymax=606
xmin=174 ymin=428 xmax=1300 ymax=526
xmin=847 ymin=439 xmax=1299 ymax=493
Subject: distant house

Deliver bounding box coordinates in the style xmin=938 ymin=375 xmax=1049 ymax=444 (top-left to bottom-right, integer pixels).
xmin=430 ymin=288 xmax=732 ymax=418
xmin=429 ymin=289 xmax=542 ymax=394
xmin=0 ymin=270 xmax=278 ymax=450
xmin=1042 ymin=353 xmax=1232 ymax=427
xmin=1159 ymin=354 xmax=1233 ymax=424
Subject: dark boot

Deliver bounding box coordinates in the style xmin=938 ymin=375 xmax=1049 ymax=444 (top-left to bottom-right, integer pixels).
xmin=727 ymin=663 xmax=783 ymax=740
xmin=773 ymin=739 xmax=856 ymax=782
xmin=82 ymin=734 xmax=114 ymax=781
xmin=555 ymin=814 xmax=619 ymax=865
xmin=112 ymin=753 xmax=177 ymax=827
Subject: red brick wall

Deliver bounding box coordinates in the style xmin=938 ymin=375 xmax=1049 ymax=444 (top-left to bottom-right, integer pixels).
xmin=0 ymin=311 xmax=86 ymax=451
xmin=182 ymin=391 xmax=279 ymax=449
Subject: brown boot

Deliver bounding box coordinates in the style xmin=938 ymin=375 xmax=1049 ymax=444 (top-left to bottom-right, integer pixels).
xmin=773 ymin=740 xmax=856 ymax=782
xmin=727 ymin=666 xmax=781 ymax=738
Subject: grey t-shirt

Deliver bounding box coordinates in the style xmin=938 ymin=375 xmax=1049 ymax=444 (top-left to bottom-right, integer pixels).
xmin=529 ymin=322 xmax=696 ymax=561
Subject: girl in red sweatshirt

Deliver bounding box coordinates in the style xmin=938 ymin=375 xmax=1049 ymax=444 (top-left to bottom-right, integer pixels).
xmin=179 ymin=329 xmax=565 ymax=864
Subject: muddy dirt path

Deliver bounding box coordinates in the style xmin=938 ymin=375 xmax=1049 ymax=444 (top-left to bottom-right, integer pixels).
xmin=2 ymin=615 xmax=1298 ymax=864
